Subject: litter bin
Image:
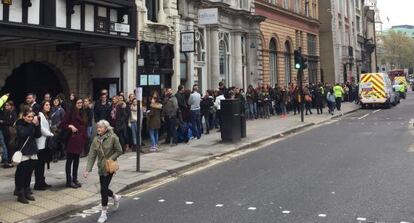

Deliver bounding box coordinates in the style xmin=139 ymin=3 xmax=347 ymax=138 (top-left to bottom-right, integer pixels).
xmin=221 ymin=99 xmax=241 ymax=142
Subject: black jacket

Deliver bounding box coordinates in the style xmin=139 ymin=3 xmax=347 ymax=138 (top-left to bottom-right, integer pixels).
xmin=200 ymin=97 xmax=214 ymax=116
xmin=15 ymin=119 xmax=41 ymax=156
xmin=94 ymin=100 xmax=112 ymax=123
xmin=0 ymin=109 xmax=17 ymax=138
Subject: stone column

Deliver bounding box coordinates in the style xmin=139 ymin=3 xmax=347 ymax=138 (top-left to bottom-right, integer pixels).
xmin=172 ymin=16 xmax=181 ymax=91
xmin=123 ymin=47 xmax=137 ymax=94
xmin=232 ymin=32 xmax=242 ymax=88
xmin=157 ymin=0 xmax=166 ymax=23
xmin=209 ymin=26 xmax=220 ymax=88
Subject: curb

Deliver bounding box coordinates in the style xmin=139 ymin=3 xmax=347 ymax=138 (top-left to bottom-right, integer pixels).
xmin=38 ymin=106 xmax=359 ymax=223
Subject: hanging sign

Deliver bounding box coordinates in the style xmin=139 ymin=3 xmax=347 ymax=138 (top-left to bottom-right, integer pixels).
xmin=180 ymin=32 xmax=195 ymax=52
xmin=198 ymin=8 xmax=219 ymax=25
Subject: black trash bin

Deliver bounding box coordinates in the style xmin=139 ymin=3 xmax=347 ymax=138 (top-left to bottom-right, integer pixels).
xmin=221 ymin=99 xmax=241 ymax=142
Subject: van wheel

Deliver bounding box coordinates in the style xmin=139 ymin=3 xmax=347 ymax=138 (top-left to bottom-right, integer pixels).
xmin=384 ymin=102 xmax=392 ymax=109
xmin=361 ymin=103 xmax=366 ymax=109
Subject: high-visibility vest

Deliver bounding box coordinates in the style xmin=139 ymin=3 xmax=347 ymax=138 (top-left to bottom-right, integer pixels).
xmin=333 ymin=85 xmax=344 ymax=98
xmin=400 ymin=84 xmax=406 ymax=93
xmin=320 ymin=87 xmax=325 ymax=95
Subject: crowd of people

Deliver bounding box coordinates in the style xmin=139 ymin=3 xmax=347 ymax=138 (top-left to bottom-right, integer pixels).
xmin=0 ymin=81 xmax=358 ymax=222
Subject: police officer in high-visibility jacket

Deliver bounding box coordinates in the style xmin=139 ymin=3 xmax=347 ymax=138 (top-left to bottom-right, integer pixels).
xmin=333 ymin=83 xmax=344 ymax=111
xmin=399 ymin=82 xmax=406 ymax=99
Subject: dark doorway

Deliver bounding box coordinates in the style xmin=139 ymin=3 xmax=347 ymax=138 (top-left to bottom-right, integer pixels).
xmin=2 ymin=62 xmax=65 ymax=110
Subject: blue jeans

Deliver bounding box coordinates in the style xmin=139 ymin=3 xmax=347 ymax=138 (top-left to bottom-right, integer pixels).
xmin=190 ymin=110 xmax=202 ymax=138
xmin=87 ymin=126 xmax=93 ymax=138
xmin=148 ymin=128 xmax=159 ymax=147
xmin=248 ymin=102 xmax=257 ymax=119
xmin=280 ymin=102 xmax=287 ymax=115
xmin=130 ymin=121 xmax=138 ymax=145
xmin=0 ymin=131 xmax=8 ymax=162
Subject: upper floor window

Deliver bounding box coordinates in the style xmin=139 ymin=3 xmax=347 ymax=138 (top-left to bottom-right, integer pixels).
xmin=146 ymin=0 xmax=158 ymax=22
xmin=307 ymin=34 xmax=317 ymax=56
xmin=295 ymin=0 xmax=301 ymax=13
xmin=356 ymin=16 xmax=361 ymax=32
xmin=312 ymin=1 xmax=317 ymax=18
xmin=239 ymin=0 xmax=249 ymax=10
xmin=283 ymin=0 xmax=289 ymax=9
xmin=305 ymin=0 xmax=309 ymax=16
xmin=355 ymin=0 xmax=360 ymax=9
xmin=268 ymin=0 xmax=276 ymax=4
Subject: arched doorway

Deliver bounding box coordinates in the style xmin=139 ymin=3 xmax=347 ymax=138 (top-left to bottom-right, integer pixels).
xmin=2 ymin=61 xmax=68 ymax=110
xmin=269 ymin=38 xmax=278 ymax=87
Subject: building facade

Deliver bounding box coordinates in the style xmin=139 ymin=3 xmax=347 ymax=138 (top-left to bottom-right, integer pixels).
xmin=319 ymin=0 xmax=360 ymax=84
xmin=136 ymin=0 xmax=179 ymax=96
xmin=256 ymin=0 xmax=320 ymax=87
xmin=0 ymin=0 xmax=137 ymax=105
xmin=177 ymin=0 xmax=264 ymax=92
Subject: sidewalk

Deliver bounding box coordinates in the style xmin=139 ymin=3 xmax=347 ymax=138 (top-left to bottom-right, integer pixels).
xmin=0 ymin=103 xmax=359 ymax=223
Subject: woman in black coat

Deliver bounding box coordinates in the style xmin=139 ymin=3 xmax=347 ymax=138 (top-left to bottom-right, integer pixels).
xmin=200 ymin=92 xmax=214 ymax=134
xmin=14 ymin=109 xmax=41 ymax=204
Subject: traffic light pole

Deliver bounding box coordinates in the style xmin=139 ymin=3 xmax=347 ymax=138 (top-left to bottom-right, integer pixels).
xmin=298 ymin=68 xmax=304 ymax=122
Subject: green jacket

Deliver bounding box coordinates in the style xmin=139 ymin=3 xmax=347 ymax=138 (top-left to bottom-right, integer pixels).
xmin=333 ymin=85 xmax=344 ymax=98
xmin=400 ymin=84 xmax=406 ymax=92
xmin=86 ymin=130 xmax=123 ymax=176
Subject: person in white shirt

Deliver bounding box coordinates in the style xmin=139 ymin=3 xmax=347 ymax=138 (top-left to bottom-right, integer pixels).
xmin=188 ymin=84 xmax=202 ymax=139
xmin=214 ymin=91 xmax=225 ymax=131
xmin=34 ymin=101 xmax=54 ymax=190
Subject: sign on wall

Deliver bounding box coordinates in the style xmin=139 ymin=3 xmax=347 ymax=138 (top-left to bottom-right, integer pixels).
xmin=96 ymin=17 xmax=108 ymax=33
xmin=148 ymin=74 xmax=160 ymax=85
xmin=180 ymin=32 xmax=195 ymax=52
xmin=198 ymin=8 xmax=219 ymax=25
xmin=110 ymin=23 xmax=130 ymax=33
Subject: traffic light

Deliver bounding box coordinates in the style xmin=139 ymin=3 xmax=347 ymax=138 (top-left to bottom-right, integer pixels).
xmin=294 ymin=49 xmax=302 ymax=70
xmin=301 ymin=55 xmax=308 ymax=70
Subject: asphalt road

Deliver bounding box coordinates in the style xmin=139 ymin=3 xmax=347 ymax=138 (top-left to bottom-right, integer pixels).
xmin=64 ymin=94 xmax=414 ymax=223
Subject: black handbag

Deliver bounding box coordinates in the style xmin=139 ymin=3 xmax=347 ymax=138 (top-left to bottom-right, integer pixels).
xmin=46 ymin=136 xmax=59 ymax=151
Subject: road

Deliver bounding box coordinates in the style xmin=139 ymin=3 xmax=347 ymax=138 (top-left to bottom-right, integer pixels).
xmin=64 ymin=94 xmax=414 ymax=223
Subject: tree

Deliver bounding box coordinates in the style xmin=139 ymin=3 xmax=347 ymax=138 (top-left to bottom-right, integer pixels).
xmin=378 ymin=30 xmax=414 ymax=69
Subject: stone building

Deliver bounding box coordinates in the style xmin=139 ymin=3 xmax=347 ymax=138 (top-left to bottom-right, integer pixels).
xmin=319 ymin=0 xmax=360 ymax=84
xmin=136 ymin=0 xmax=180 ymax=96
xmin=256 ymin=0 xmax=320 ymax=87
xmin=0 ymin=0 xmax=137 ymax=105
xmin=177 ymin=0 xmax=264 ymax=92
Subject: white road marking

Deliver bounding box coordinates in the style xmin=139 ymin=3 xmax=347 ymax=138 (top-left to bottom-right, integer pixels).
xmin=373 ymin=109 xmax=381 ymax=114
xmin=318 ymin=214 xmax=327 ymax=218
xmin=248 ymin=207 xmax=257 ymax=210
xmin=133 ymin=197 xmax=140 ymax=200
xmin=185 ymin=201 xmax=194 ymax=205
xmin=386 ymin=118 xmax=390 ymax=120
xmin=216 ymin=204 xmax=224 ymax=207
xmin=387 ymin=122 xmax=391 ymax=125
xmin=282 ymin=210 xmax=290 ymax=214
xmin=400 ymin=221 xmax=410 ymax=223
xmin=128 ymin=156 xmax=137 ymax=159
xmin=358 ymin=114 xmax=370 ymax=120
xmin=158 ymin=199 xmax=165 ymax=203
xmin=356 ymin=217 xmax=366 ymax=221
xmin=58 ymin=171 xmax=65 ymax=174
xmin=331 ymin=192 xmax=335 ymax=194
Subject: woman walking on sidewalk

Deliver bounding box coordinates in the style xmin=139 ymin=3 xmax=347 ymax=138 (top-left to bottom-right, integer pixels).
xmin=60 ymin=98 xmax=87 ymax=188
xmin=83 ymin=120 xmax=123 ymax=223
xmin=34 ymin=101 xmax=54 ymax=190
xmin=14 ymin=109 xmax=41 ymax=204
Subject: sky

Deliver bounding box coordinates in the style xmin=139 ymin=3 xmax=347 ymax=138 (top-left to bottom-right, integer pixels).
xmin=376 ymin=0 xmax=414 ymax=29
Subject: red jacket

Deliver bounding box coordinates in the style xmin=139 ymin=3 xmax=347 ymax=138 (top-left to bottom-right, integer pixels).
xmin=60 ymin=110 xmax=87 ymax=155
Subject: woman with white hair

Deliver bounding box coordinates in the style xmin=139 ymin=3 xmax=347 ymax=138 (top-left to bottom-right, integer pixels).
xmin=83 ymin=120 xmax=123 ymax=223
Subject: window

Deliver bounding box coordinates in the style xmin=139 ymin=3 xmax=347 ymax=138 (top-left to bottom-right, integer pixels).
xmin=355 ymin=0 xmax=360 ymax=9
xmin=219 ymin=32 xmax=230 ymax=84
xmin=284 ymin=0 xmax=289 ymax=9
xmin=268 ymin=0 xmax=275 ymax=4
xmin=146 ymin=0 xmax=157 ymax=22
xmin=240 ymin=0 xmax=249 ymax=10
xmin=295 ymin=0 xmax=301 ymax=13
xmin=356 ymin=16 xmax=361 ymax=33
xmin=284 ymin=41 xmax=292 ymax=85
xmin=269 ymin=38 xmax=278 ymax=86
xmin=307 ymin=34 xmax=317 ymax=56
xmin=305 ymin=0 xmax=309 ymax=16
xmin=312 ymin=1 xmax=317 ymax=18
xmin=195 ymin=28 xmax=205 ymax=62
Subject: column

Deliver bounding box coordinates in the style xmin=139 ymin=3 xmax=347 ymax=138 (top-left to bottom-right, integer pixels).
xmin=123 ymin=47 xmax=137 ymax=94
xmin=157 ymin=0 xmax=166 ymax=24
xmin=232 ymin=32 xmax=243 ymax=87
xmin=172 ymin=16 xmax=181 ymax=91
xmin=209 ymin=27 xmax=220 ymax=88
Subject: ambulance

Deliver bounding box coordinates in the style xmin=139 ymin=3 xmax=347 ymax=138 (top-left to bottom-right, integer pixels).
xmin=359 ymin=73 xmax=397 ymax=108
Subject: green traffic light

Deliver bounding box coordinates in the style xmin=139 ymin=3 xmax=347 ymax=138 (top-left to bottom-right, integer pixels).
xmin=295 ymin=63 xmax=301 ymax=69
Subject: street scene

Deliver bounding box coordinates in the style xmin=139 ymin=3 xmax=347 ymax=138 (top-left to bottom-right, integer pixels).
xmin=0 ymin=0 xmax=414 ymax=223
